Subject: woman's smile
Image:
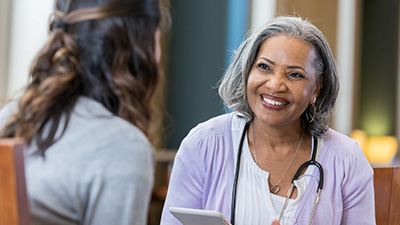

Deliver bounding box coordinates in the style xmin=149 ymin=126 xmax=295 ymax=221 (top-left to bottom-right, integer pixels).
xmin=261 ymin=94 xmax=289 ymax=108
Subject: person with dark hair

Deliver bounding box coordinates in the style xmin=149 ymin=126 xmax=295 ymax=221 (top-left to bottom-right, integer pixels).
xmin=0 ymin=0 xmax=167 ymax=224
xmin=161 ymin=16 xmax=375 ymax=225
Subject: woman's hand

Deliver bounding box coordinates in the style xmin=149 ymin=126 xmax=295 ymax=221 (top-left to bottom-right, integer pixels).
xmin=271 ymin=219 xmax=281 ymax=225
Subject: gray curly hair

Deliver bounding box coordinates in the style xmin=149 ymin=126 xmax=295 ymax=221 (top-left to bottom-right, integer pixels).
xmin=218 ymin=16 xmax=339 ymax=137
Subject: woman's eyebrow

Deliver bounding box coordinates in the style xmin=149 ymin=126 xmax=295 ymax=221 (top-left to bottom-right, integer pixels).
xmin=259 ymin=57 xmax=306 ymax=73
xmin=287 ymin=65 xmax=306 ymax=73
xmin=258 ymin=57 xmax=275 ymax=65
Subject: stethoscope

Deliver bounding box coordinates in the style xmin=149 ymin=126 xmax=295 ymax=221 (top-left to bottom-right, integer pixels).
xmin=230 ymin=122 xmax=324 ymax=225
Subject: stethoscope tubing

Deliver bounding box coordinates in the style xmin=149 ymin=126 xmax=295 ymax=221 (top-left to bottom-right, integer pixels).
xmin=231 ymin=122 xmax=249 ymax=225
xmin=292 ymin=136 xmax=324 ymax=190
xmin=230 ymin=122 xmax=324 ymax=225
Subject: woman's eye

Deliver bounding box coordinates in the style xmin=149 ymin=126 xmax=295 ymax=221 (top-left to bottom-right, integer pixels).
xmin=257 ymin=63 xmax=270 ymax=71
xmin=288 ymin=72 xmax=304 ymax=79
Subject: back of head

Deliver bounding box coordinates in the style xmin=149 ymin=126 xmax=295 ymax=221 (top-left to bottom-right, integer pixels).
xmin=0 ymin=0 xmax=162 ymax=154
xmin=219 ymin=16 xmax=339 ymax=137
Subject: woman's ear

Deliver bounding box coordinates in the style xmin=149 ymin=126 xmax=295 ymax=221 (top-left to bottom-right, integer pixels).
xmin=315 ymin=76 xmax=323 ymax=97
xmin=311 ymin=76 xmax=323 ymax=104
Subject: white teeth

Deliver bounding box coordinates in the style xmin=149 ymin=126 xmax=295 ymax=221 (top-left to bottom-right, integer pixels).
xmin=262 ymin=97 xmax=287 ymax=106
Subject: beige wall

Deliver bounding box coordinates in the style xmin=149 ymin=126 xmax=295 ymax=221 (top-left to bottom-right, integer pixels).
xmin=7 ymin=0 xmax=54 ymax=99
xmin=250 ymin=0 xmax=276 ymax=31
xmin=0 ymin=0 xmax=11 ymax=106
xmin=276 ymin=0 xmax=338 ymax=57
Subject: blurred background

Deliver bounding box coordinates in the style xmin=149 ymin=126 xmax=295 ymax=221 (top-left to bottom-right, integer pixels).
xmin=0 ymin=0 xmax=399 ymax=223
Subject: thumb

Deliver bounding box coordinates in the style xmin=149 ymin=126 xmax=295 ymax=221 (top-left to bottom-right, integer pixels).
xmin=271 ymin=219 xmax=281 ymax=225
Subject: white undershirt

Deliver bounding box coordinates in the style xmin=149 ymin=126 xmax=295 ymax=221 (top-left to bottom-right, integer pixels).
xmin=231 ymin=114 xmax=323 ymax=225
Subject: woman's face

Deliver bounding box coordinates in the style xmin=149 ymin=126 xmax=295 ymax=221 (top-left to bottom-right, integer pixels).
xmin=246 ymin=34 xmax=320 ymax=129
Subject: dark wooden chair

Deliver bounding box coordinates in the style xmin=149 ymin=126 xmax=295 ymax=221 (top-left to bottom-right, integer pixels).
xmin=373 ymin=166 xmax=400 ymax=225
xmin=0 ymin=138 xmax=30 ymax=225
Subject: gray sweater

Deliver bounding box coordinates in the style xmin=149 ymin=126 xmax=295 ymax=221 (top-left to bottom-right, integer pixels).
xmin=0 ymin=97 xmax=154 ymax=225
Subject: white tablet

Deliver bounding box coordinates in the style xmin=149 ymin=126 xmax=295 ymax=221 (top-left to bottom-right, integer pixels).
xmin=169 ymin=207 xmax=232 ymax=225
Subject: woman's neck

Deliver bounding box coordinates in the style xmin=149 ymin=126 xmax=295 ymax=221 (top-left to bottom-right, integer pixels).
xmin=250 ymin=117 xmax=306 ymax=154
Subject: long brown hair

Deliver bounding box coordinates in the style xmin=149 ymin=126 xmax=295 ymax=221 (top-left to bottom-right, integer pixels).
xmin=0 ymin=0 xmax=162 ymax=154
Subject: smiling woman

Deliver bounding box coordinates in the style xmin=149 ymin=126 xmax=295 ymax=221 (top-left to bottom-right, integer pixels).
xmin=160 ymin=16 xmax=375 ymax=225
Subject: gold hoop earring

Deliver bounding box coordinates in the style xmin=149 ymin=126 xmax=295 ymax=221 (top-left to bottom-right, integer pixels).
xmin=307 ymin=97 xmax=317 ymax=123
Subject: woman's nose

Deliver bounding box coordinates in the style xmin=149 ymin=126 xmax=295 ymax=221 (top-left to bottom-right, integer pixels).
xmin=266 ymin=73 xmax=287 ymax=92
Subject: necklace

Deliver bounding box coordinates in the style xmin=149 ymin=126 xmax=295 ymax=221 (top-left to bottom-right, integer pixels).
xmin=251 ymin=124 xmax=304 ymax=194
